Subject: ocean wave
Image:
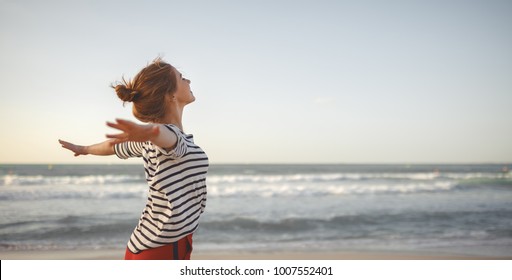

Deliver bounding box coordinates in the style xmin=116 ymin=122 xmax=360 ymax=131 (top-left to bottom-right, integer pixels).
xmin=0 ymin=181 xmax=461 ymax=201
xmin=207 ymin=172 xmax=510 ymax=185
xmin=1 ymin=174 xmax=145 ymax=187
xmin=207 ymin=181 xmax=456 ymax=197
xmin=202 ymin=210 xmax=512 ymax=236
xmin=3 ymin=171 xmax=509 ymax=187
xmin=454 ymin=178 xmax=512 ymax=189
xmin=0 ymin=219 xmax=133 ymax=251
xmin=0 ymin=216 xmax=135 ymax=238
xmin=1 ymin=172 xmax=510 ymax=201
xmin=0 ymin=184 xmax=147 ymax=201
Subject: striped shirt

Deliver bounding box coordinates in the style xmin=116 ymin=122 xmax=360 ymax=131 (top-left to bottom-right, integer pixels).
xmin=114 ymin=124 xmax=208 ymax=254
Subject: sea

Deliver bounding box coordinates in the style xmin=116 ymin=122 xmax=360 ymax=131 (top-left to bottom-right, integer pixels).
xmin=1 ymin=164 xmax=511 ymax=257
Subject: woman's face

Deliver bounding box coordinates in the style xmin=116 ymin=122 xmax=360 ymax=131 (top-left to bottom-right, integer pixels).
xmin=172 ymin=68 xmax=195 ymax=105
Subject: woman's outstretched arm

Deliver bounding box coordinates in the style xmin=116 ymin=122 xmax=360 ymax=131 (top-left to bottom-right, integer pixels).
xmin=58 ymin=139 xmax=115 ymax=156
xmin=59 ymin=118 xmax=177 ymax=157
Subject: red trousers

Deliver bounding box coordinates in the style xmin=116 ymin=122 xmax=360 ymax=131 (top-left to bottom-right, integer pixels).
xmin=124 ymin=234 xmax=193 ymax=260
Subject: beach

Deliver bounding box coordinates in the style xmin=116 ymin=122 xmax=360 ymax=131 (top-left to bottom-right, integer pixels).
xmin=2 ymin=249 xmax=509 ymax=260
xmin=4 ymin=250 xmax=509 ymax=280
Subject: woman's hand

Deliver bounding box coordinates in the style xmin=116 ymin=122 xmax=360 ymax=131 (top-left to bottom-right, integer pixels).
xmin=58 ymin=139 xmax=115 ymax=156
xmin=58 ymin=139 xmax=88 ymax=156
xmin=106 ymin=119 xmax=160 ymax=144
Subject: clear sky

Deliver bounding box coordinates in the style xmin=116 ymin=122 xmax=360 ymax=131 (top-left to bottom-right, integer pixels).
xmin=1 ymin=0 xmax=511 ymax=164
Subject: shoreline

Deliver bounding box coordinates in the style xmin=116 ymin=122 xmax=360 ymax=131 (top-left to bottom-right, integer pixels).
xmin=1 ymin=249 xmax=510 ymax=260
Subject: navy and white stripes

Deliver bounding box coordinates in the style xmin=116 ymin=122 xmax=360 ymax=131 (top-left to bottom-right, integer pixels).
xmin=114 ymin=124 xmax=208 ymax=254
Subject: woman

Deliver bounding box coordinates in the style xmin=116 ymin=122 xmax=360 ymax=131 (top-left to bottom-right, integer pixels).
xmin=59 ymin=58 xmax=209 ymax=260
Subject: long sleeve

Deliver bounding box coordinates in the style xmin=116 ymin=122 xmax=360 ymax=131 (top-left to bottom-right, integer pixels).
xmin=114 ymin=141 xmax=145 ymax=159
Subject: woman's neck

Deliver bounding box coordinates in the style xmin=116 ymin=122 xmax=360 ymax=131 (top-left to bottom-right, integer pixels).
xmin=161 ymin=103 xmax=184 ymax=131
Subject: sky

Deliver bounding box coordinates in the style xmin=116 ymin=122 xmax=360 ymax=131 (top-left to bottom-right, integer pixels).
xmin=0 ymin=0 xmax=511 ymax=164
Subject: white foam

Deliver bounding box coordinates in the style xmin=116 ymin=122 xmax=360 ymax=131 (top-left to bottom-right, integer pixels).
xmin=1 ymin=174 xmax=144 ymax=187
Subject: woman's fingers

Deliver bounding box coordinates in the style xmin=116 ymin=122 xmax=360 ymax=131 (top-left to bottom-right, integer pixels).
xmin=59 ymin=139 xmax=74 ymax=150
xmin=106 ymin=121 xmax=126 ymax=132
xmin=106 ymin=119 xmax=160 ymax=143
xmin=106 ymin=120 xmax=131 ymax=143
xmin=106 ymin=119 xmax=138 ymax=135
xmin=107 ymin=119 xmax=136 ymax=130
xmin=115 ymin=118 xmax=135 ymax=126
xmin=58 ymin=139 xmax=83 ymax=156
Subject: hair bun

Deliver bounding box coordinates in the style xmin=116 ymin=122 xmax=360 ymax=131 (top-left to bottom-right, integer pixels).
xmin=115 ymin=84 xmax=140 ymax=102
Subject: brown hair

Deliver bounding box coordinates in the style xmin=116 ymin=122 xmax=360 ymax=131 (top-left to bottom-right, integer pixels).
xmin=112 ymin=58 xmax=177 ymax=123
